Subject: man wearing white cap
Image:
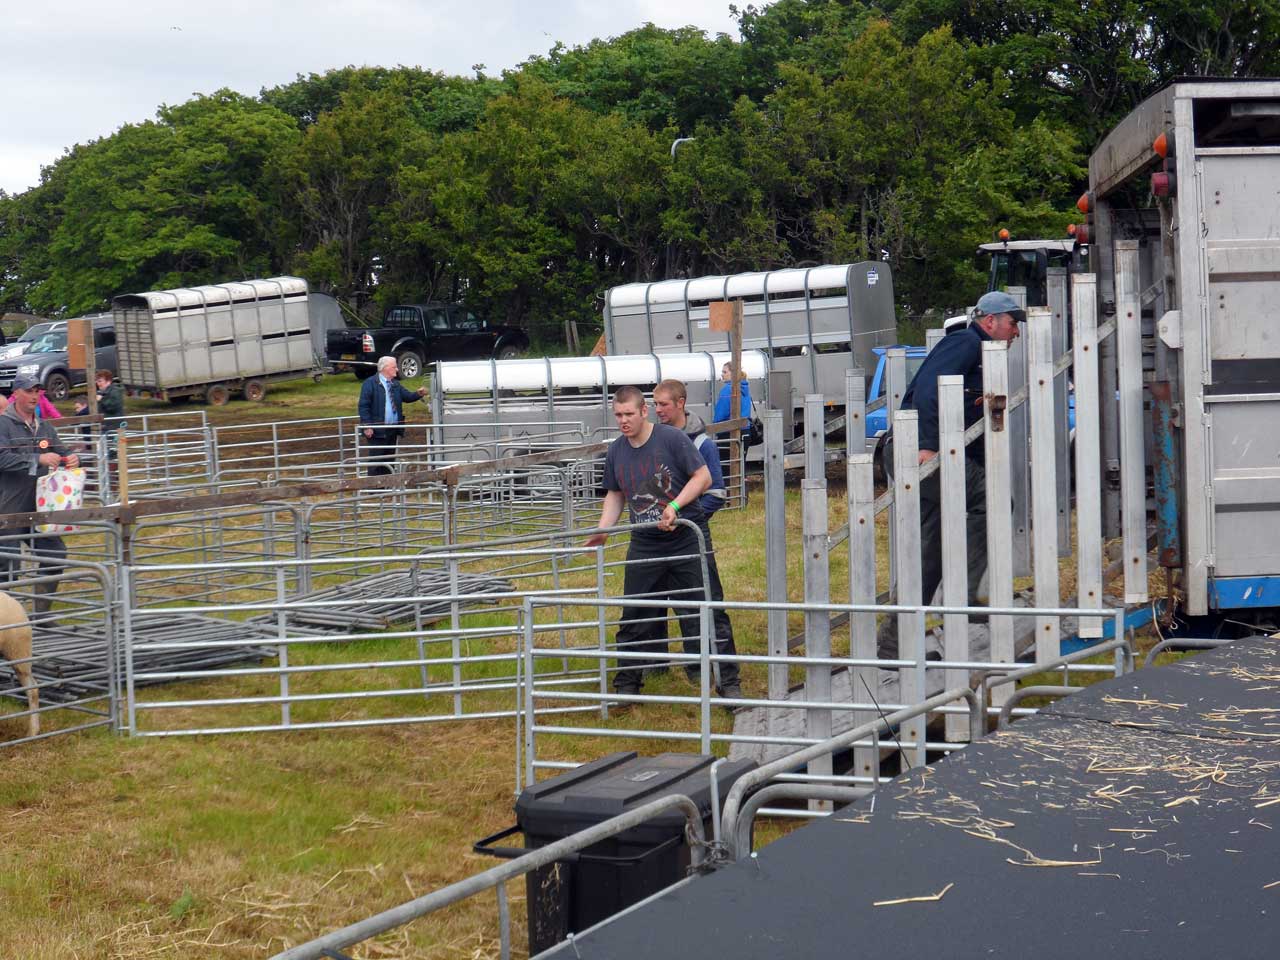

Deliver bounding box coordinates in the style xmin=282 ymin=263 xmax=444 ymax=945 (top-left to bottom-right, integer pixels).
xmin=876 ymin=291 xmax=1024 ymax=661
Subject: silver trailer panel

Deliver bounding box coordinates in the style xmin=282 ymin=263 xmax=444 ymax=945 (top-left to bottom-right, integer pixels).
xmin=113 ymin=277 xmax=315 ymax=393
xmin=604 ymin=263 xmax=896 ymax=410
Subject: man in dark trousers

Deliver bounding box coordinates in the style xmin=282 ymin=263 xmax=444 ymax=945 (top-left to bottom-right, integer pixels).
xmin=358 ymin=356 xmax=427 ymax=476
xmin=652 ymin=378 xmax=741 ymax=699
xmin=876 ymin=290 xmax=1024 ymax=660
xmin=0 ymin=373 xmax=79 ymax=613
xmin=585 ymin=386 xmax=711 ymax=698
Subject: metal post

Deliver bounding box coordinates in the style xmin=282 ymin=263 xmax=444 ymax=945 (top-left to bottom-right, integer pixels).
xmin=523 ymin=598 xmax=537 ymax=786
xmin=596 ymin=546 xmax=609 ymax=720
xmin=1005 ymin=286 xmax=1031 ymax=578
xmin=1027 ymin=307 xmax=1060 ymax=664
xmin=983 ymin=344 xmax=1014 ymax=708
xmin=844 ymin=369 xmax=866 ymax=457
xmin=925 ymin=328 xmax=945 ymax=354
xmin=847 ymin=453 xmax=877 ymax=777
xmin=1072 ymin=274 xmax=1104 ymax=637
xmin=699 ymin=605 xmax=712 ymax=754
xmin=276 ymin=565 xmax=291 ymax=727
xmin=763 ymin=409 xmax=788 ymax=700
xmin=121 ymin=565 xmax=137 ymax=735
xmin=1114 ymin=240 xmax=1149 ymax=604
xmin=801 ymin=478 xmax=832 ymax=806
xmin=890 ymin=410 xmax=926 ymax=768
xmin=1096 ymin=200 xmax=1122 ymax=539
xmin=448 ymin=557 xmax=463 ymax=716
xmin=1047 ymin=267 xmax=1072 ymax=554
xmin=803 ymin=393 xmax=825 ymax=481
xmin=937 ymin=376 xmax=970 ymax=742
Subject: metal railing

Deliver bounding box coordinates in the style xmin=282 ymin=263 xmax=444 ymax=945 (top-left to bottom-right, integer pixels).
xmin=268 ymin=793 xmax=709 ymax=960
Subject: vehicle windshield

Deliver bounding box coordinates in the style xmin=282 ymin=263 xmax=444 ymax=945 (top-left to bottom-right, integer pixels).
xmin=25 ymin=331 xmax=66 ymax=353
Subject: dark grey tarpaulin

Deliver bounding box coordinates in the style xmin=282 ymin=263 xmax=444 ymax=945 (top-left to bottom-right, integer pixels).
xmin=542 ymin=638 xmax=1280 ymax=959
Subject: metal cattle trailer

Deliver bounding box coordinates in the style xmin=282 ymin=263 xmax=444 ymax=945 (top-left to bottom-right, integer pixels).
xmin=112 ymin=277 xmax=321 ymax=405
xmin=1089 ymin=79 xmax=1280 ymax=621
xmin=431 ymin=350 xmax=771 ymax=458
xmin=603 ymin=263 xmax=896 ymax=415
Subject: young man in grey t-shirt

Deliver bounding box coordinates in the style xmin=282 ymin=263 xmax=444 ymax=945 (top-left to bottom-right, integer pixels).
xmin=586 ymin=386 xmax=711 ymax=696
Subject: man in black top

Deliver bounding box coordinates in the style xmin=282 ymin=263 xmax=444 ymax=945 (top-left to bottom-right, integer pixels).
xmin=586 ymin=385 xmax=711 ymax=696
xmin=876 ymin=290 xmax=1024 ymax=660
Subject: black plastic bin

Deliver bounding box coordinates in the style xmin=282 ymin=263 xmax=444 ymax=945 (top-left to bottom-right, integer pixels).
xmin=475 ymin=751 xmax=756 ymax=955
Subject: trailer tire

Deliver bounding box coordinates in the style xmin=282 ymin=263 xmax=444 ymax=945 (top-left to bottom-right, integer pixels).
xmin=396 ymin=350 xmax=425 ymax=380
xmin=242 ymin=379 xmax=267 ymax=402
xmin=205 ymin=383 xmax=231 ymax=406
xmin=496 ymin=344 xmax=522 ymax=361
xmin=44 ymin=372 xmax=70 ymax=402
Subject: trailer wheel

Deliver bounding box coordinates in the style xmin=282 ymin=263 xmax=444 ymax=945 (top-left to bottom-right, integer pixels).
xmin=496 ymin=344 xmax=522 ymax=361
xmin=205 ymin=383 xmax=231 ymax=406
xmin=44 ymin=372 xmax=70 ymax=402
xmin=242 ymin=379 xmax=267 ymax=402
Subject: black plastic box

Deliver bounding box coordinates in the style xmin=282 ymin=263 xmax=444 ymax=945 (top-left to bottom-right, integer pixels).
xmin=477 ymin=751 xmax=756 ymax=954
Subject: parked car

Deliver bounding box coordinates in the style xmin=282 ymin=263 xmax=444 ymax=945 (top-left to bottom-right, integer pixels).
xmin=0 ymin=321 xmax=62 ymax=364
xmin=327 ymin=303 xmax=529 ymax=380
xmin=0 ymin=315 xmax=116 ymax=400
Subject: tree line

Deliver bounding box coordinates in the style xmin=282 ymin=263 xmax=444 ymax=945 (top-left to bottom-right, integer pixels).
xmin=2 ymin=1 xmax=1276 ymax=345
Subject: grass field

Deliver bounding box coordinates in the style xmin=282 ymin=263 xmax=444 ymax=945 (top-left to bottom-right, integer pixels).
xmin=6 ymin=373 xmax=1164 ymax=959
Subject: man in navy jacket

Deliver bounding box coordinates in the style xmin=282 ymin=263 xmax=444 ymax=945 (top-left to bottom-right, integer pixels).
xmin=876 ymin=291 xmax=1024 ymax=660
xmin=358 ymin=356 xmax=427 ymax=476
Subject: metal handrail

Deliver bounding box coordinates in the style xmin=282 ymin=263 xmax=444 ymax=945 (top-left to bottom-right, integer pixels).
xmin=718 ymin=686 xmax=983 ymax=861
xmin=269 ymin=793 xmax=708 ymax=960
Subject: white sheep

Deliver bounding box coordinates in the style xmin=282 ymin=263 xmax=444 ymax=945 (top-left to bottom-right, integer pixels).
xmin=0 ymin=591 xmax=39 ymax=738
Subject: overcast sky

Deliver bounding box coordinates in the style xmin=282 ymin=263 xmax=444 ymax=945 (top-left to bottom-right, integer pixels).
xmin=1 ymin=0 xmax=742 ymax=196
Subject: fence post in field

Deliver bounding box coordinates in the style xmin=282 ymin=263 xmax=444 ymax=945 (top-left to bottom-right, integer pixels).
xmin=1027 ymin=306 xmax=1061 ymax=665
xmin=983 ymin=343 xmax=1015 ymax=710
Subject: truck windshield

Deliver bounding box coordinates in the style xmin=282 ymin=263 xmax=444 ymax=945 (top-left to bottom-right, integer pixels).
xmin=988 ymin=250 xmax=1047 ymax=305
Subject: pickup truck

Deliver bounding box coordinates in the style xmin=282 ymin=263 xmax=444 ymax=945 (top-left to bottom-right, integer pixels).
xmin=327 ymin=303 xmax=529 ymax=380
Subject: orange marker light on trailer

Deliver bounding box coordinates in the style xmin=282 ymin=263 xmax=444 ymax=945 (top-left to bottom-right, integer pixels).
xmin=1076 ymin=193 xmax=1091 ymax=215
xmin=1153 ymin=132 xmax=1169 ymax=158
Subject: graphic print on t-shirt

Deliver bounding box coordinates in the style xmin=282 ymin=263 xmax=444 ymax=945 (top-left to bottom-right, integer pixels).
xmin=628 ymin=465 xmax=675 ymax=524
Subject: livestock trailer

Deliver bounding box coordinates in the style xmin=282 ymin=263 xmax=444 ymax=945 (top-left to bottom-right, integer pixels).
xmin=1089 ymin=79 xmax=1280 ymax=621
xmin=112 ymin=276 xmax=321 ymax=404
xmin=603 ymin=263 xmax=895 ymax=414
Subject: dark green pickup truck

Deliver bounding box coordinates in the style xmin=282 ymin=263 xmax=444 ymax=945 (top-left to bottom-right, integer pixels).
xmin=327 ymin=303 xmax=529 ymax=379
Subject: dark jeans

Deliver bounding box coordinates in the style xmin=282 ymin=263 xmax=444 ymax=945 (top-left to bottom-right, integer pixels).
xmin=687 ymin=521 xmax=739 ymax=689
xmin=613 ymin=549 xmax=706 ymax=692
xmin=0 ymin=531 xmax=68 ymax=615
xmin=363 ymin=429 xmax=399 ymax=477
xmin=876 ymin=456 xmax=989 ymax=659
